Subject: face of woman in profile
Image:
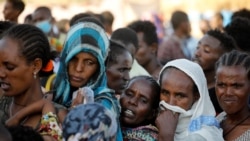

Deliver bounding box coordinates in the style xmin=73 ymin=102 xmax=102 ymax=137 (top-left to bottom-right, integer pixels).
xmin=106 ymin=51 xmax=133 ymax=95
xmin=160 ymin=68 xmax=198 ymax=111
xmin=68 ymin=52 xmax=99 ymax=88
xmin=0 ymin=37 xmax=35 ymax=96
xmin=120 ymin=78 xmax=155 ymax=127
xmin=215 ymin=66 xmax=250 ymax=114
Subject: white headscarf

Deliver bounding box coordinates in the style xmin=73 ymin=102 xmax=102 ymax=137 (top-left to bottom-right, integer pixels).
xmin=159 ymin=59 xmax=224 ymax=141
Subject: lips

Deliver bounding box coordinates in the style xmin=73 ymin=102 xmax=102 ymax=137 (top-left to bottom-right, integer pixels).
xmin=222 ymin=97 xmax=237 ymax=105
xmin=0 ymin=82 xmax=10 ymax=90
xmin=70 ymin=76 xmax=84 ymax=82
xmin=123 ymin=109 xmax=135 ymax=118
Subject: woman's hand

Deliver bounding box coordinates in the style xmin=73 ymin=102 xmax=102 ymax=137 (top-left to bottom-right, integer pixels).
xmin=71 ymin=88 xmax=84 ymax=109
xmin=156 ymin=110 xmax=179 ymax=141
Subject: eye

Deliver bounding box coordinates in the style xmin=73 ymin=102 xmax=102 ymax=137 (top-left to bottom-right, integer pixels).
xmin=161 ymin=90 xmax=169 ymax=96
xmin=119 ymin=68 xmax=126 ymax=73
xmin=125 ymin=91 xmax=133 ymax=97
xmin=84 ymin=60 xmax=95 ymax=65
xmin=233 ymin=83 xmax=242 ymax=89
xmin=5 ymin=63 xmax=15 ymax=71
xmin=140 ymin=97 xmax=148 ymax=104
xmin=216 ymin=83 xmax=225 ymax=88
xmin=204 ymin=48 xmax=210 ymax=53
xmin=175 ymin=93 xmax=185 ymax=99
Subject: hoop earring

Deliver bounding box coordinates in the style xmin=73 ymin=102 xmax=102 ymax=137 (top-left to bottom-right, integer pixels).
xmin=33 ymin=72 xmax=37 ymax=79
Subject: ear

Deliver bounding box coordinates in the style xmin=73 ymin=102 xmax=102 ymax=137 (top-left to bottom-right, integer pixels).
xmin=32 ymin=58 xmax=43 ymax=74
xmin=150 ymin=43 xmax=158 ymax=55
xmin=194 ymin=92 xmax=200 ymax=102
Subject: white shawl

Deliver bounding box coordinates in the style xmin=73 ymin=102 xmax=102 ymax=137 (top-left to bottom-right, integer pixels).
xmin=159 ymin=59 xmax=224 ymax=141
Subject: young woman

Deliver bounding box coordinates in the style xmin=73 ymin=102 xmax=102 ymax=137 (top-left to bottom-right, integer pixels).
xmin=156 ymin=59 xmax=224 ymax=141
xmin=0 ymin=24 xmax=62 ymax=141
xmin=216 ymin=50 xmax=250 ymax=140
xmin=52 ymin=17 xmax=122 ymax=140
xmin=120 ymin=75 xmax=160 ymax=140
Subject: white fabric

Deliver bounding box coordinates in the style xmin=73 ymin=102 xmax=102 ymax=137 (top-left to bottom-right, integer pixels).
xmin=129 ymin=59 xmax=150 ymax=78
xmin=159 ymin=59 xmax=224 ymax=141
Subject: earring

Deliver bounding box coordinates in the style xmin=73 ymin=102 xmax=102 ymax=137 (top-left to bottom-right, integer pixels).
xmin=33 ymin=72 xmax=37 ymax=79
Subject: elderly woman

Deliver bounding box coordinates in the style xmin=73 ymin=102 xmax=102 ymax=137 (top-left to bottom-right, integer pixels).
xmin=156 ymin=59 xmax=224 ymax=141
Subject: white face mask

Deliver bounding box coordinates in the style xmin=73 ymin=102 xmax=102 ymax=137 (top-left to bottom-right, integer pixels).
xmin=35 ymin=20 xmax=52 ymax=34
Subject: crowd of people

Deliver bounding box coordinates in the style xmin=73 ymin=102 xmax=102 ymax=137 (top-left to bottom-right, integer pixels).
xmin=1 ymin=0 xmax=250 ymax=141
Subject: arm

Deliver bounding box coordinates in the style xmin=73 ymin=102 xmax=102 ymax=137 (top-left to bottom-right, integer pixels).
xmin=6 ymin=99 xmax=55 ymax=126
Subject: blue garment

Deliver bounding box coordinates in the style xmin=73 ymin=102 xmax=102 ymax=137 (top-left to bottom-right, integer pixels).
xmin=53 ymin=21 xmax=123 ymax=141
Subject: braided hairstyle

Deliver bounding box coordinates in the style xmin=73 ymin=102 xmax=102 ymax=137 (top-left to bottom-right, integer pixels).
xmin=2 ymin=24 xmax=51 ymax=77
xmin=105 ymin=40 xmax=131 ymax=68
xmin=216 ymin=50 xmax=250 ymax=79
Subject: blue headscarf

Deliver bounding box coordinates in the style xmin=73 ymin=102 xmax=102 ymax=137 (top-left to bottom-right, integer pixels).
xmin=54 ymin=20 xmax=112 ymax=107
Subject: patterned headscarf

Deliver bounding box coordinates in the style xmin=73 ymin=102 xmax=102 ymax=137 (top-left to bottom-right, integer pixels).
xmin=62 ymin=103 xmax=117 ymax=141
xmin=159 ymin=59 xmax=224 ymax=141
xmin=54 ymin=18 xmax=113 ymax=107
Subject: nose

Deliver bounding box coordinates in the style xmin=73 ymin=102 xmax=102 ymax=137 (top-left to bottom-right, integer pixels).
xmin=0 ymin=68 xmax=6 ymax=78
xmin=123 ymin=71 xmax=130 ymax=81
xmin=129 ymin=96 xmax=138 ymax=106
xmin=75 ymin=62 xmax=83 ymax=72
xmin=225 ymin=87 xmax=233 ymax=96
xmin=168 ymin=96 xmax=177 ymax=106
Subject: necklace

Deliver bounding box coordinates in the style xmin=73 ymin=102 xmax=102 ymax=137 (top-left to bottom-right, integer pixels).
xmin=13 ymin=101 xmax=26 ymax=107
xmin=223 ymin=114 xmax=250 ymax=137
xmin=9 ymin=101 xmax=29 ymax=124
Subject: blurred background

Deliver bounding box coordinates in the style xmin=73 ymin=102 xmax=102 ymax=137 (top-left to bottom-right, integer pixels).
xmin=0 ymin=0 xmax=249 ymax=38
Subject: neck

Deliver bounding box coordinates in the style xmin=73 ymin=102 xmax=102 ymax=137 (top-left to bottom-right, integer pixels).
xmin=8 ymin=18 xmax=18 ymax=23
xmin=13 ymin=81 xmax=44 ymax=106
xmin=226 ymin=107 xmax=250 ymax=123
xmin=144 ymin=58 xmax=162 ymax=75
xmin=174 ymin=29 xmax=186 ymax=39
xmin=204 ymin=69 xmax=215 ymax=89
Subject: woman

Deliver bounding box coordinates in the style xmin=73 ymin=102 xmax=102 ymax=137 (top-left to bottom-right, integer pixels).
xmin=52 ymin=17 xmax=122 ymax=140
xmin=120 ymin=75 xmax=160 ymax=140
xmin=0 ymin=24 xmax=62 ymax=141
xmin=216 ymin=50 xmax=250 ymax=140
xmin=106 ymin=40 xmax=133 ymax=97
xmin=156 ymin=59 xmax=223 ymax=141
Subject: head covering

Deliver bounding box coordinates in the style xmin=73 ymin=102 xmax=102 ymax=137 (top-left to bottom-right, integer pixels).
xmin=63 ymin=103 xmax=117 ymax=141
xmin=159 ymin=59 xmax=223 ymax=141
xmin=54 ymin=18 xmax=113 ymax=107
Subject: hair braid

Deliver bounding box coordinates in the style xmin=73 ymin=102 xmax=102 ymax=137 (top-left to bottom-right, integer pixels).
xmin=216 ymin=50 xmax=250 ymax=79
xmin=3 ymin=24 xmax=51 ymax=76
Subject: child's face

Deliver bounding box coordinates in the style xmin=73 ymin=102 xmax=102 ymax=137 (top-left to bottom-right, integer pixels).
xmin=67 ymin=52 xmax=99 ymax=88
xmin=120 ymin=78 xmax=155 ymax=127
